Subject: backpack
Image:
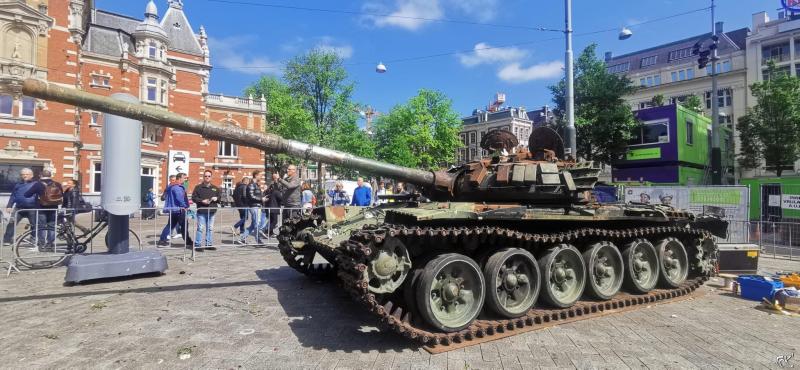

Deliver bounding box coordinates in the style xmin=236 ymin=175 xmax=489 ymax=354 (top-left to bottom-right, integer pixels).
xmin=40 ymin=180 xmax=63 ymax=206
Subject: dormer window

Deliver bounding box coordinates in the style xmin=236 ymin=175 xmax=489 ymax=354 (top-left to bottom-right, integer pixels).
xmin=148 ymin=41 xmax=157 ymax=58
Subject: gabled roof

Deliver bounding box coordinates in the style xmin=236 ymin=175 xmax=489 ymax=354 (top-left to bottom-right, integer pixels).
xmin=94 ymin=10 xmax=139 ymax=35
xmin=84 ymin=25 xmax=131 ymax=57
xmin=606 ymin=27 xmax=749 ymax=74
xmin=160 ymin=5 xmax=203 ymax=55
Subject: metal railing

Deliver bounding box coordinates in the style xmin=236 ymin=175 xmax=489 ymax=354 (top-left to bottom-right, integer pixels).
xmin=1 ymin=205 xmax=304 ymax=275
xmin=722 ymin=220 xmax=799 ymax=261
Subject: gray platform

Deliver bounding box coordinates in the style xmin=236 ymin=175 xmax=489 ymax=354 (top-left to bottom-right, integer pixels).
xmin=64 ymin=250 xmax=168 ymax=283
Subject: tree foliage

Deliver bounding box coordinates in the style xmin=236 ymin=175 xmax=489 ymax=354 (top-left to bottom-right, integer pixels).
xmin=682 ymin=94 xmax=704 ymax=113
xmin=650 ymin=94 xmax=665 ymax=107
xmin=373 ymin=89 xmax=462 ymax=170
xmin=549 ymin=43 xmax=639 ymax=163
xmin=737 ymin=63 xmax=800 ymax=176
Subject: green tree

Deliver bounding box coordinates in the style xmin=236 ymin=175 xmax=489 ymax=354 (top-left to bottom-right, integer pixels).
xmin=737 ymin=64 xmax=800 ymax=176
xmin=682 ymin=94 xmax=704 ymax=113
xmin=285 ymin=49 xmax=355 ymax=187
xmin=373 ymin=89 xmax=462 ymax=170
xmin=244 ymin=76 xmax=314 ymax=171
xmin=650 ymin=94 xmax=665 ymax=107
xmin=549 ymin=44 xmax=639 ymax=163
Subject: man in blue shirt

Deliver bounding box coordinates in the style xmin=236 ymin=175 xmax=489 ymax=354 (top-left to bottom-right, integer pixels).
xmin=3 ymin=168 xmax=37 ymax=245
xmin=157 ymin=172 xmax=193 ymax=247
xmin=350 ymin=177 xmax=371 ymax=206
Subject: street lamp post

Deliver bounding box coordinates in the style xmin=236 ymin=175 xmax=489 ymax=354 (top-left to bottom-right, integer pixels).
xmin=564 ymin=0 xmax=576 ymax=160
xmin=710 ymin=0 xmax=722 ymax=185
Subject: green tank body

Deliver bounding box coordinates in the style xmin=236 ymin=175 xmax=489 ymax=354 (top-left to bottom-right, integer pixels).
xmin=18 ymin=79 xmax=726 ymax=349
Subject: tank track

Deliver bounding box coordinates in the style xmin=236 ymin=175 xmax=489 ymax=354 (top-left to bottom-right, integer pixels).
xmin=332 ymin=224 xmax=713 ymax=347
xmin=276 ymin=214 xmax=337 ymax=277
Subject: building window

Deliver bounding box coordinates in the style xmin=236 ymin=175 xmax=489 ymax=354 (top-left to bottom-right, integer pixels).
xmin=222 ymin=177 xmax=233 ymax=190
xmin=218 ymin=141 xmax=238 ymax=157
xmin=704 ymin=88 xmax=732 ymax=109
xmin=629 ymin=120 xmax=669 ymax=145
xmin=146 ymin=77 xmax=157 ymax=102
xmin=686 ymin=119 xmax=694 ymax=145
xmin=0 ymin=95 xmax=12 ymax=116
xmin=160 ymin=80 xmax=167 ymax=104
xmin=668 ymin=47 xmax=693 ymax=61
xmin=762 ymin=43 xmax=790 ymax=64
xmin=669 ymin=95 xmax=691 ymax=105
xmin=91 ymin=75 xmax=110 ymax=87
xmin=640 ymin=55 xmax=657 ymax=68
xmin=91 ymin=162 xmax=102 ymax=193
xmin=90 ymin=112 xmax=101 ymax=126
xmin=639 ymin=101 xmax=654 ymax=110
xmin=762 ymin=65 xmax=790 ymax=81
xmin=606 ymin=62 xmax=630 ymax=74
xmin=469 ymin=148 xmax=476 ymax=159
xmin=148 ymin=41 xmax=157 ymax=58
xmin=707 ymin=61 xmax=731 ymax=75
xmin=19 ymin=97 xmax=35 ymax=118
xmin=469 ymin=132 xmax=476 ymax=144
xmin=639 ymin=74 xmax=661 ymax=87
xmin=142 ymin=123 xmax=159 ymax=142
xmin=460 ymin=134 xmax=466 ymax=146
xmin=671 ymin=68 xmax=694 ymax=82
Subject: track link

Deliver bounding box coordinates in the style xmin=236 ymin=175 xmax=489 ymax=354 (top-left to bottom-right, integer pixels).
xmin=277 ymin=214 xmax=337 ymax=277
xmin=332 ymin=225 xmax=713 ymax=349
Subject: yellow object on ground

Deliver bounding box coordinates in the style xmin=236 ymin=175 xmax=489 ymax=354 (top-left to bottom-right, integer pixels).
xmin=780 ymin=273 xmax=800 ymax=289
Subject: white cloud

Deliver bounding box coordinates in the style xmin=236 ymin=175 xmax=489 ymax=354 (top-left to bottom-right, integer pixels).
xmin=458 ymin=42 xmax=527 ymax=67
xmin=362 ymin=0 xmax=444 ymax=31
xmin=208 ymin=36 xmax=281 ymax=75
xmin=497 ymin=61 xmax=564 ymax=83
xmin=316 ymin=36 xmax=354 ymax=59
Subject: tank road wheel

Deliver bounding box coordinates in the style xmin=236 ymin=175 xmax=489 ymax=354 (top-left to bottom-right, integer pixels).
xmin=416 ymin=253 xmax=485 ymax=332
xmin=655 ymin=237 xmax=689 ymax=288
xmin=582 ymin=242 xmax=624 ymax=300
xmin=539 ymin=244 xmax=586 ymax=308
xmin=483 ymin=248 xmax=541 ymax=318
xmin=622 ymin=239 xmax=660 ymax=293
xmin=367 ymin=237 xmax=412 ymax=294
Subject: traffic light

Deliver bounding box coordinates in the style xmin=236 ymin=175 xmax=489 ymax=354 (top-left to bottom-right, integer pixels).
xmin=697 ymin=50 xmax=710 ymax=69
xmin=692 ymin=42 xmax=701 ymax=56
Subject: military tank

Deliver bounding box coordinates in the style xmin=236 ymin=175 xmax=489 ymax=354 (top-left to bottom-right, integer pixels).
xmin=18 ymin=79 xmax=726 ymax=349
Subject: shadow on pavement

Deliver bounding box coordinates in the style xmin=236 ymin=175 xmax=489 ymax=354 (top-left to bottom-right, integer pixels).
xmin=255 ymin=267 xmax=417 ymax=353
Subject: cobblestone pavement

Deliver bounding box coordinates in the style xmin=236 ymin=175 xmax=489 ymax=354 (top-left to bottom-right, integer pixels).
xmin=0 ymin=245 xmax=798 ymax=369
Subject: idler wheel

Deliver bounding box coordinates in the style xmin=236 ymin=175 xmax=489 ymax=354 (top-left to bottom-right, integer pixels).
xmin=538 ymin=244 xmax=586 ymax=308
xmin=622 ymin=239 xmax=660 ymax=293
xmin=416 ymin=253 xmax=485 ymax=332
xmin=582 ymin=241 xmax=623 ymax=300
xmin=483 ymin=248 xmax=541 ymax=318
xmin=655 ymin=237 xmax=688 ymax=288
xmin=366 ymin=237 xmax=412 ymax=294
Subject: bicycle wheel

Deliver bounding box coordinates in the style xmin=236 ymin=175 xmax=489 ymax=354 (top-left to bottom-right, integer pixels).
xmin=13 ymin=229 xmax=70 ymax=269
xmin=104 ymin=229 xmax=142 ymax=250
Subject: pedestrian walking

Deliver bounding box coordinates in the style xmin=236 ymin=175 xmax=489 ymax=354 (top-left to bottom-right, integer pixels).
xmin=350 ymin=177 xmax=372 ymax=206
xmin=231 ymin=176 xmax=250 ymax=235
xmin=278 ymin=165 xmax=301 ymax=220
xmin=328 ymin=181 xmax=350 ymax=206
xmin=2 ymin=168 xmax=38 ymax=245
xmin=24 ymin=169 xmax=62 ymax=248
xmin=142 ymin=187 xmax=156 ymax=219
xmin=238 ymin=170 xmax=267 ymax=245
xmin=157 ymin=172 xmax=193 ymax=247
xmin=191 ymin=170 xmax=221 ymax=249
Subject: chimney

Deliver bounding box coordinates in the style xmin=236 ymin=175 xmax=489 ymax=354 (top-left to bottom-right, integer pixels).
xmin=604 ymin=51 xmax=613 ymax=62
xmin=715 ymin=21 xmax=723 ymax=34
xmin=752 ymin=11 xmax=769 ymax=29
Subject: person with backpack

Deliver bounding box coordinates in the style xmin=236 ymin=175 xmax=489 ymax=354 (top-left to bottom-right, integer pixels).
xmin=24 ymin=169 xmax=62 ymax=248
xmin=3 ymin=168 xmax=38 ymax=245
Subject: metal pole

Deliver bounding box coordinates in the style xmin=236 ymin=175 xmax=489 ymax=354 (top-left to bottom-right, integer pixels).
xmin=564 ymin=0 xmax=576 ymax=159
xmin=710 ymin=0 xmax=722 ymax=185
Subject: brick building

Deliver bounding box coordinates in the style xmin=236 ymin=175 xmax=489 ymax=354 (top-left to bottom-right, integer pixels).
xmin=0 ymin=0 xmax=266 ymax=204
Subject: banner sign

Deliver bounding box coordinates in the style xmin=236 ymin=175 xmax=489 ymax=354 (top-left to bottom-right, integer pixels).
xmin=769 ymin=195 xmax=782 ymax=207
xmin=626 ymin=147 xmax=661 ymax=161
xmin=783 ymin=194 xmax=800 ymax=210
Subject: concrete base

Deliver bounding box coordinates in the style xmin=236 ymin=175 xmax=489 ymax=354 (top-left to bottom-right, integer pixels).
xmin=65 ymin=250 xmax=168 ymax=284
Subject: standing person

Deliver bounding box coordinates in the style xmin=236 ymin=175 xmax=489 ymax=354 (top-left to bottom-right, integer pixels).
xmin=3 ymin=168 xmax=37 ymax=245
xmin=160 ymin=175 xmax=176 ymax=202
xmin=266 ymin=172 xmax=282 ymax=235
xmin=376 ymin=181 xmax=393 ymax=205
xmin=61 ymin=179 xmax=91 ymax=233
xmin=258 ymin=179 xmax=270 ymax=237
xmin=24 ymin=169 xmax=62 ymax=248
xmin=157 ymin=172 xmax=193 ymax=247
xmin=191 ymin=170 xmax=221 ymax=249
xmin=350 ymin=177 xmax=372 ymax=206
xmin=238 ymin=170 xmax=267 ymax=245
xmin=395 ymin=182 xmax=408 ymax=196
xmin=327 ymin=181 xmax=350 ymax=206
xmin=230 ymin=176 xmax=250 ymax=236
xmin=142 ymin=187 xmax=156 ymax=219
xmin=301 ymin=182 xmax=314 ymax=209
xmin=278 ymin=165 xmax=301 ymax=220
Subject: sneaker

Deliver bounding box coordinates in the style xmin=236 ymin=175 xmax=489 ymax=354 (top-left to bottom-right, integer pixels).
xmin=235 ymin=238 xmax=246 ymax=246
xmin=157 ymin=240 xmax=170 ymax=247
xmin=229 ymin=225 xmax=238 ymax=236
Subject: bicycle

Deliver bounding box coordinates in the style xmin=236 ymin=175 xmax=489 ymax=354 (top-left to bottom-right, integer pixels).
xmin=12 ymin=210 xmax=140 ymax=269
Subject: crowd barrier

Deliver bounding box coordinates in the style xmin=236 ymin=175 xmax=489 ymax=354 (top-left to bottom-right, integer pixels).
xmin=0 ymin=205 xmax=304 ymax=275
xmin=722 ymin=220 xmax=800 ymax=261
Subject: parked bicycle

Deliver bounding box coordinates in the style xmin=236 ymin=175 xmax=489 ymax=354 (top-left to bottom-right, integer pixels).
xmin=13 ymin=210 xmax=140 ymax=269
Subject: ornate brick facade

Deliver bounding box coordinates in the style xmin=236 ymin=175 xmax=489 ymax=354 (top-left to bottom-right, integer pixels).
xmin=0 ymin=0 xmax=266 ymax=202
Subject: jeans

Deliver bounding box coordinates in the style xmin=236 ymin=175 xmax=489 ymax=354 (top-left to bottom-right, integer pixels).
xmin=259 ymin=209 xmax=268 ymax=233
xmin=194 ymin=209 xmax=217 ymax=246
xmin=233 ymin=208 xmax=248 ymax=233
xmin=240 ymin=207 xmax=263 ymax=243
xmin=35 ymin=208 xmax=57 ymax=245
xmin=159 ymin=211 xmax=187 ymax=242
xmin=3 ymin=209 xmax=37 ymax=244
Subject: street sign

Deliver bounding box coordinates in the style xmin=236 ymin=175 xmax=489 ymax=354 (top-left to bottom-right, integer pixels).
xmin=167 ymin=150 xmax=190 ymax=177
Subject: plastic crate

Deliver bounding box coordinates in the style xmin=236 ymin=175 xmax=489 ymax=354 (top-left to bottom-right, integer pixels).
xmin=737 ymin=275 xmax=784 ymax=301
xmin=780 ymin=274 xmax=800 ymax=289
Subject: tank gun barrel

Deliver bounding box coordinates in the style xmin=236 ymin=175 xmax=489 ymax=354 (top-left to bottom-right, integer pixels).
xmin=21 ymin=79 xmax=436 ymax=186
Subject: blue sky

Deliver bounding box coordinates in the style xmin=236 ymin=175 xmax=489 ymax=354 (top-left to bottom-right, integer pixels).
xmin=97 ymin=0 xmax=772 ymax=123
